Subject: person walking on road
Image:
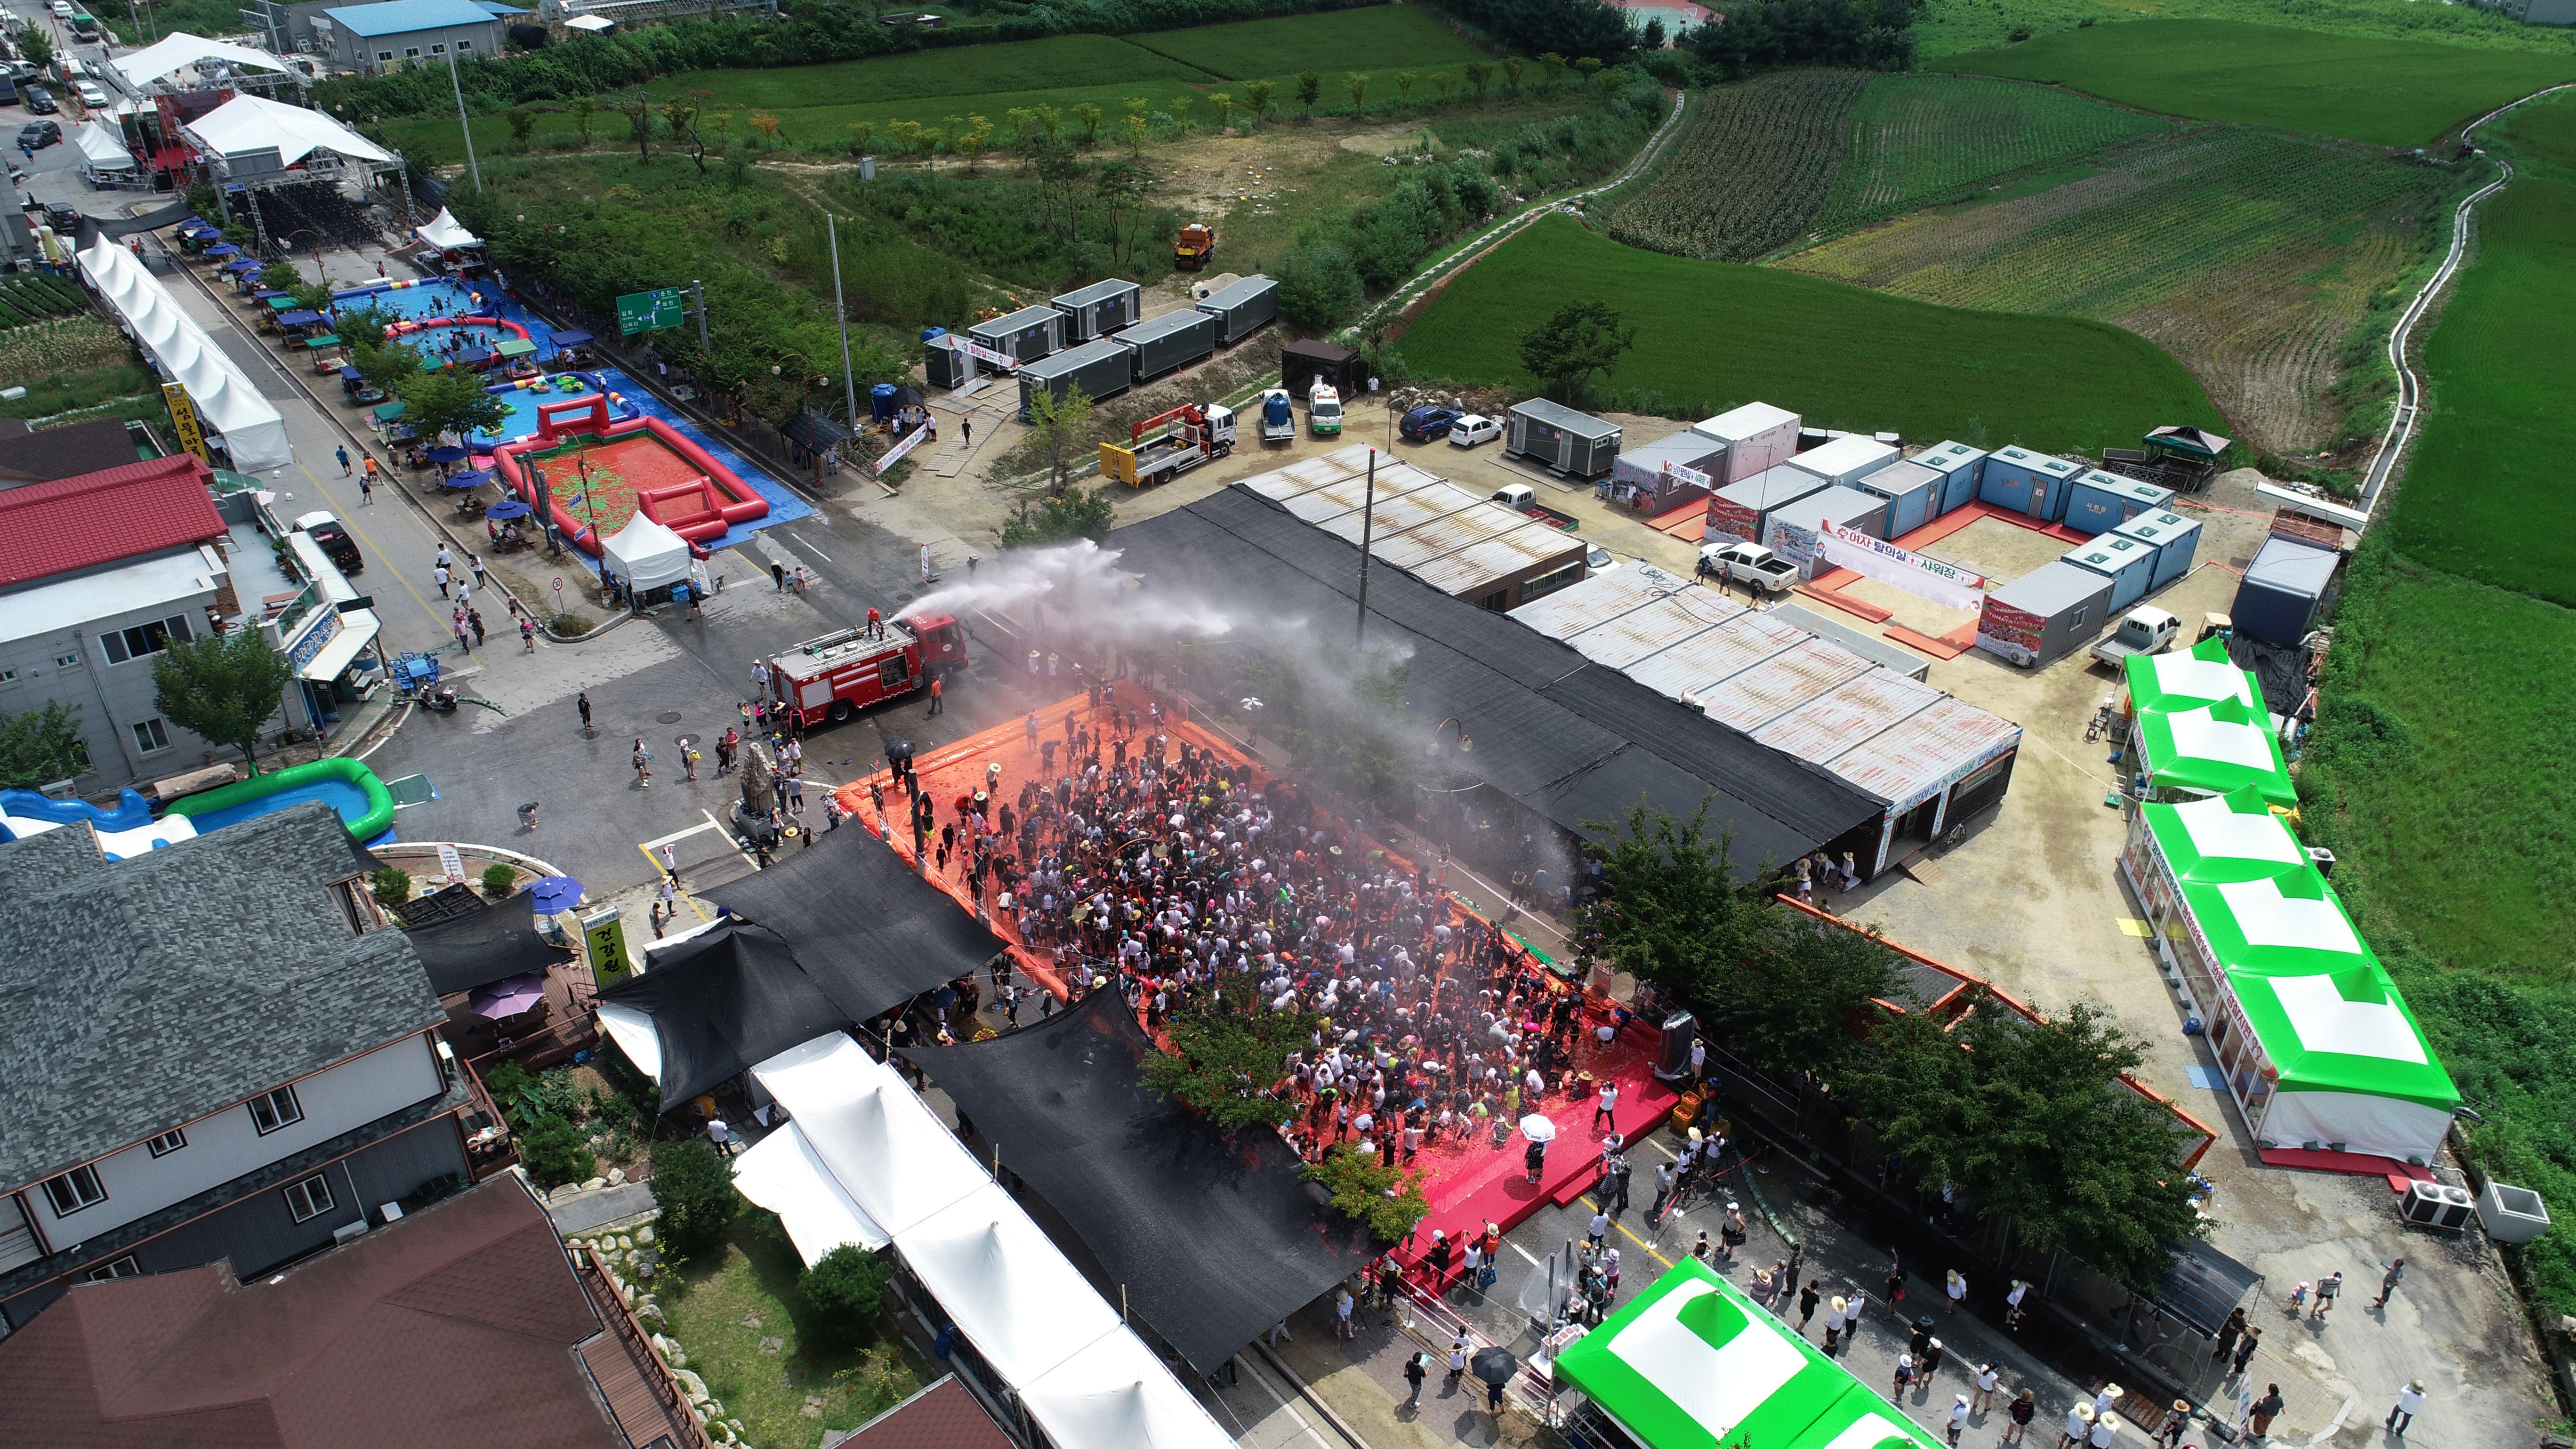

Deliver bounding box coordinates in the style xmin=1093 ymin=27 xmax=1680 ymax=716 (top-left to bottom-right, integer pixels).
xmin=1946 ymin=1268 xmax=1967 ymax=1315
xmin=1403 ymin=1351 xmax=1427 ymax=1405
xmin=2369 ymin=1259 xmax=2405 ymax=1310
xmin=2385 ymin=1379 xmax=2425 ymax=1436
xmin=2313 ymin=1270 xmax=2343 ymax=1319
xmin=2155 ymin=1398 xmax=2190 ymax=1447
xmin=520 ymin=615 xmax=536 ymax=652
xmin=336 ymin=444 xmax=350 ymax=476
xmin=577 ymin=692 xmax=592 ymax=730
xmin=470 ymin=553 xmax=487 ymax=590
xmin=927 ymin=671 xmax=944 ymax=716
xmin=633 ymin=738 xmax=653 ymax=788
xmin=468 ymin=608 xmax=485 ymax=647
xmin=1822 ymin=1296 xmax=1847 ymax=1355
xmin=772 ymin=560 xmax=786 ymax=592
xmin=1946 ymin=1394 xmax=1970 ymax=1446
xmin=1797 ymin=1279 xmax=1822 ymax=1336
xmin=358 ymin=466 xmax=373 ymax=504
xmin=2230 ymin=1325 xmax=2261 ymax=1378
xmin=2003 ymin=1388 xmax=2037 ymax=1443
xmin=434 ymin=564 xmax=451 ymax=598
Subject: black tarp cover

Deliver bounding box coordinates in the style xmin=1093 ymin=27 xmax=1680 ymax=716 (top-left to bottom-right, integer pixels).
xmin=704 ymin=821 xmax=1006 ymax=1017
xmin=598 ymin=924 xmax=853 ymax=1110
xmin=403 ymin=894 xmax=574 ymax=996
xmin=901 ymin=990 xmax=1370 ymax=1376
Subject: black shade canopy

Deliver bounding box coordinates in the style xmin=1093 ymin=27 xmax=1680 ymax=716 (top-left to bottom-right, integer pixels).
xmin=402 ymin=894 xmax=574 ymax=997
xmin=901 ymin=990 xmax=1371 ymax=1376
xmin=598 ymin=924 xmax=853 ymax=1110
xmin=704 ymin=823 xmax=1006 ymax=1018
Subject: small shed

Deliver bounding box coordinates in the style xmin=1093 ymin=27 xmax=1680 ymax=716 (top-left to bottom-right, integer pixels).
xmin=2062 ymin=469 xmax=2175 ymax=536
xmin=967 ymin=305 xmax=1064 ymax=365
xmin=1281 ymin=339 xmax=1361 ymax=397
xmin=2113 ymin=508 xmax=2203 ymax=593
xmin=2062 ymin=534 xmax=2159 ymax=612
xmin=1977 ymin=560 xmax=2116 ymax=668
xmin=1762 ymin=484 xmax=1892 ymax=580
xmin=1193 ymin=274 xmax=1278 ymax=346
xmin=1051 ymin=278 xmax=1142 ymax=341
xmin=1016 ymin=338 xmax=1132 ymax=420
xmin=1854 ymin=459 xmax=1942 ymax=538
xmin=1912 ymin=441 xmax=1988 ymax=519
xmin=1704 ymin=462 xmax=1831 ymax=544
xmin=1786 ymin=435 xmax=1897 ymax=487
xmin=1610 ymin=431 xmax=1728 ymax=508
xmin=1506 ymin=399 xmax=1622 ymax=480
xmin=2231 ymin=536 xmax=2339 ymax=645
xmin=1689 ymin=401 xmax=1800 ymax=483
xmin=1979 ymin=445 xmax=2081 ymax=521
xmin=1112 ymin=308 xmax=1219 ymax=381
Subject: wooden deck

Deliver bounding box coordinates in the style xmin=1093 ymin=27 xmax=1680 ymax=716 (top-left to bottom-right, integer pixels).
xmin=574 ymin=1249 xmax=707 ymax=1449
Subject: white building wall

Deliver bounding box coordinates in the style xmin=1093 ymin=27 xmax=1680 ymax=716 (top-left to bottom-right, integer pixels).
xmin=0 ymin=588 xmax=226 ymax=788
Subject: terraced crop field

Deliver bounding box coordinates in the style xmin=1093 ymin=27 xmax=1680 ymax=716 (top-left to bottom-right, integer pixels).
xmin=1125 ymin=5 xmax=1490 ymax=80
xmin=1601 ymin=69 xmax=1871 ymax=262
xmin=1782 ymin=126 xmax=2451 ymax=451
xmin=1812 ymin=73 xmax=2173 ymax=235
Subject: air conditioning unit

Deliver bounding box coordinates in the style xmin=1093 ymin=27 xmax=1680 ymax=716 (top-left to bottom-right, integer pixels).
xmin=2399 ymin=1180 xmax=2477 ymax=1232
xmin=330 ymin=1219 xmax=370 ymax=1245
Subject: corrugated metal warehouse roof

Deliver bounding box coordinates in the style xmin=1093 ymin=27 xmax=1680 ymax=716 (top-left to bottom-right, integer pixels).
xmin=1311 ymin=481 xmax=1481 ymax=539
xmin=1753 ymin=668 xmax=1945 ymax=768
xmin=1413 ymin=523 xmax=1586 ymax=599
xmin=1560 ymin=588 xmax=1747 ymax=670
xmin=1623 ymin=611 xmax=1811 ymax=701
xmin=1509 ymin=564 xmax=1698 ymax=639
xmin=1824 ymin=696 xmax=2022 ymax=810
xmin=1286 ymin=467 xmax=1450 ymax=525
xmin=1367 ymin=502 xmax=1525 ymax=572
xmin=1240 ymin=444 xmax=1374 ymax=501
xmin=1696 ymin=638 xmax=1877 ymax=733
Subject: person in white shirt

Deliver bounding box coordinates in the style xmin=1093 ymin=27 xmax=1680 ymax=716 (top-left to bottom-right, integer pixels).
xmin=2386 ymin=1379 xmax=2426 ymax=1436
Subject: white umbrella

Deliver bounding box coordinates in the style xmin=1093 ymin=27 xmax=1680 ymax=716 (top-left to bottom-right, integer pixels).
xmin=1520 ymin=1115 xmax=1557 ymax=1143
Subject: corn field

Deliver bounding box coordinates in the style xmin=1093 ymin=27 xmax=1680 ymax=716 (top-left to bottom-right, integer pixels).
xmin=1602 ymin=69 xmax=1871 ymax=263
xmin=0 ymin=317 xmax=135 ymax=383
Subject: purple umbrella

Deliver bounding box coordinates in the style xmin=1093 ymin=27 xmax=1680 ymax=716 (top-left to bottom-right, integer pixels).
xmin=529 ymin=875 xmax=584 ymax=914
xmin=467 ymin=972 xmax=548 ymax=1020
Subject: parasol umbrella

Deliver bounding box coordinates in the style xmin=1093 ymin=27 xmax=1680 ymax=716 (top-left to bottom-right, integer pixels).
xmin=424 ymin=443 xmax=469 ymax=464
xmin=1469 ymin=1347 xmax=1520 ymax=1387
xmin=485 ymin=498 xmax=531 ymax=521
xmin=441 ymin=469 xmax=491 ymax=491
xmin=1519 ymin=1114 xmax=1557 ymax=1143
xmin=529 ymin=875 xmax=585 ymax=915
xmin=885 ymin=738 xmax=916 ymax=764
xmin=204 ymin=242 xmax=239 ymax=256
xmin=467 ymin=972 xmax=548 ymax=1020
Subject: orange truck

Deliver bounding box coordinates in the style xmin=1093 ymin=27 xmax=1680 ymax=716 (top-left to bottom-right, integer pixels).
xmin=1174 ymin=223 xmax=1216 ymax=271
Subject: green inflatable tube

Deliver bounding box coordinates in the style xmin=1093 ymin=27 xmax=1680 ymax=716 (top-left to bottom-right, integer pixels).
xmin=162 ymin=756 xmax=399 ymax=843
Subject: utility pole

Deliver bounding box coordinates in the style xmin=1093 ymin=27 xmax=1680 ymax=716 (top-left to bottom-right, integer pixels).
xmin=443 ymin=47 xmax=482 ymax=194
xmin=1355 ymin=446 xmax=1376 ymax=644
xmin=691 ymin=278 xmax=709 ymax=352
xmin=827 ymin=212 xmax=858 ymax=430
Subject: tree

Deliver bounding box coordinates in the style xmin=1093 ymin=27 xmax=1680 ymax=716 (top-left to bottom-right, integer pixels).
xmin=515 ymin=1112 xmax=594 ymax=1186
xmin=569 ymin=94 xmax=595 ymax=146
xmin=1023 ymin=381 xmax=1094 ymax=492
xmin=1503 ymin=55 xmax=1526 ymax=94
xmin=0 ymin=700 xmax=86 ymax=789
xmin=799 ymin=1245 xmax=895 ymax=1344
xmin=21 ymin=28 xmax=51 ymax=70
xmin=1343 ymin=71 xmax=1368 ymax=114
xmin=151 ymin=629 xmax=292 ymax=772
xmin=1580 ymin=800 xmax=1764 ymax=1008
xmin=394 ymin=368 xmax=512 ymax=448
xmin=1717 ymin=912 xmax=1907 ymax=1079
xmin=1296 ymin=69 xmax=1323 ymax=120
xmin=887 ymin=118 xmax=922 ymax=161
xmin=1001 ymin=484 xmax=1118 ymax=548
xmin=1071 ymin=101 xmax=1103 ymax=145
xmin=369 ymin=865 xmax=414 ymax=909
xmin=346 ymin=301 xmax=421 ymax=394
xmin=1121 ymin=111 xmax=1147 ymax=158
xmin=506 ymin=107 xmax=536 ymax=148
xmin=1168 ymin=92 xmax=1195 ymax=132
xmin=749 ymin=111 xmax=783 ymax=148
xmin=662 ymin=96 xmax=706 ymax=173
xmin=1277 ymin=241 xmax=1364 ymax=329
xmin=1140 ymin=1005 xmax=1320 ymax=1129
xmin=1301 ymin=1145 xmax=1430 ymax=1243
xmin=955 ymin=113 xmax=992 ymax=173
xmin=648 ymin=1137 xmax=740 ymax=1256
xmin=1427 ymin=71 xmax=1454 ymax=101
xmin=846 ymin=119 xmax=874 ymax=156
xmin=1518 ymin=298 xmax=1636 ymax=402
xmin=616 ymin=89 xmax=652 ymax=161
xmin=1208 ymin=91 xmax=1235 ymax=131
xmin=1241 ymin=79 xmax=1275 ymax=123
xmin=260 ymin=261 xmax=302 ymax=293
xmin=1465 ymin=60 xmax=1496 ymax=100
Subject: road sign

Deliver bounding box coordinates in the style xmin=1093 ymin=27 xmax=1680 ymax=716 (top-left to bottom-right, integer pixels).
xmin=616 ymin=287 xmax=687 ymax=336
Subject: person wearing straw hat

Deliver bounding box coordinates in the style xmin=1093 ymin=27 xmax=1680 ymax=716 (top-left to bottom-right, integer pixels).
xmin=2059 ymin=1401 xmax=2095 ymax=1449
xmin=2092 ymin=1384 xmax=2123 ymax=1420
xmin=2386 ymin=1379 xmax=2426 ymax=1436
xmin=1823 ymin=1296 xmax=1849 ymax=1355
xmin=2156 ymin=1398 xmax=2192 ymax=1446
xmin=2087 ymin=1411 xmax=2123 ymax=1447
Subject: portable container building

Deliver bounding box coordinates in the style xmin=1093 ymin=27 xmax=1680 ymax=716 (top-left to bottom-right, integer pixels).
xmin=2061 ymin=534 xmax=2159 ymax=612
xmin=2111 ymin=508 xmax=2203 ymax=593
xmin=1784 ymin=435 xmax=1898 ymax=487
xmin=1977 ymin=560 xmax=2115 ymax=668
xmin=1688 ymin=401 xmax=1800 ymax=484
xmin=921 ymin=326 xmax=972 ymax=389
xmin=1762 ymin=484 xmax=1892 ymax=580
xmin=1015 ymin=338 xmax=1132 ymax=420
xmin=1506 ymin=398 xmax=1623 ymax=479
xmin=967 ymin=305 xmax=1065 ymax=364
xmin=1051 ymin=278 xmax=1142 ymax=341
xmin=1978 ymin=445 xmax=2081 ymax=521
xmin=1193 ymin=274 xmax=1278 ymax=346
xmin=1610 ymin=431 xmax=1729 ymax=508
xmin=1112 ymin=307 xmax=1219 ymax=381
xmin=2061 ymin=469 xmax=2175 ymax=536
xmin=1853 ymin=459 xmax=1942 ymax=538
xmin=1281 ymin=339 xmax=1361 ymax=397
xmin=1913 ymin=441 xmax=1987 ymax=518
xmin=1705 ymin=463 xmax=1831 ymax=543
xmin=2231 ymin=535 xmax=2339 ymax=645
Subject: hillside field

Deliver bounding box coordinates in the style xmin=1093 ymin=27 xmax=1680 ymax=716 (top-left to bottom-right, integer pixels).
xmin=1392 ymin=215 xmax=2222 ymax=453
xmin=1914 ymin=0 xmax=2576 ymax=61
xmin=1601 ymin=69 xmax=1871 ymax=262
xmin=1815 ymin=72 xmax=2170 ymax=234
xmin=1124 ymin=5 xmax=1489 ymax=78
xmin=1933 ymin=19 xmax=2576 ymax=147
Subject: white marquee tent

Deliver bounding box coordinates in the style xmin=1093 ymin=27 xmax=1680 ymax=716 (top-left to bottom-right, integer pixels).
xmin=601 ymin=515 xmax=692 ymax=591
xmin=113 ymin=32 xmax=292 ymax=88
xmin=183 ymin=92 xmax=392 ymax=167
xmin=414 ymin=207 xmax=481 ymax=251
xmin=73 ymin=121 xmax=137 ymax=177
xmin=78 ymin=238 xmax=293 ymax=472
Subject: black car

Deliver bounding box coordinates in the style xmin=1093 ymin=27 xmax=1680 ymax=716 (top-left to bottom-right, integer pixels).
xmin=16 ymin=119 xmax=60 ymax=150
xmin=43 ymin=200 xmax=78 ymax=233
xmin=19 ymin=83 xmax=55 ymax=115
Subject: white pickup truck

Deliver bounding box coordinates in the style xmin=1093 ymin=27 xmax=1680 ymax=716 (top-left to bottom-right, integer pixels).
xmin=1698 ymin=539 xmax=1799 ymax=595
xmin=2090 ymin=606 xmax=2181 ymax=667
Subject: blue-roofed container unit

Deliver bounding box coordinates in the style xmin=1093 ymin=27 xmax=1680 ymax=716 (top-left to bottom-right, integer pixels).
xmin=2061 ymin=469 xmax=2175 ymax=536
xmin=312 ymin=0 xmax=505 ymax=75
xmin=2112 ymin=508 xmax=2202 ymax=593
xmin=1705 ymin=462 xmax=1831 ymax=544
xmin=1979 ymin=446 xmax=2081 ymax=521
xmin=1854 ymin=459 xmax=1941 ymax=538
xmin=2231 ymin=535 xmax=2340 ymax=645
xmin=1611 ymin=430 xmax=1729 ymax=511
xmin=1912 ymin=441 xmax=1987 ymax=518
xmin=2061 ymin=534 xmax=2158 ymax=612
xmin=1762 ymin=484 xmax=1892 ymax=580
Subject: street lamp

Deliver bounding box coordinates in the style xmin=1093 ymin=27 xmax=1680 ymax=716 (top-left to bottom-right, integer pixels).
xmin=281 ymin=228 xmax=324 ymax=288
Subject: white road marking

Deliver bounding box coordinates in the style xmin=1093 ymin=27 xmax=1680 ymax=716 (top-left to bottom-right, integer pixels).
xmin=792 ymin=531 xmax=834 ymax=563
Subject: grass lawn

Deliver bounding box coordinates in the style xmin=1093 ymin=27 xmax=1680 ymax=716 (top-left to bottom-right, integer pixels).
xmin=1126 ymin=4 xmax=1489 ymax=79
xmin=1393 ymin=214 xmax=2222 ymax=455
xmin=1932 ymin=19 xmax=2576 ymax=146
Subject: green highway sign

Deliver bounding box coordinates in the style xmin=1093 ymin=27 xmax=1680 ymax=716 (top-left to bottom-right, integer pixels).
xmin=617 ymin=287 xmax=687 ymax=336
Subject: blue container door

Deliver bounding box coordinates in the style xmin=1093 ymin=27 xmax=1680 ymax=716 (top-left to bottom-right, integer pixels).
xmin=2031 ymin=473 xmax=2069 ymax=521
xmin=1978 ymin=465 xmax=2036 ymax=514
xmin=2107 ymin=558 xmax=2151 ymax=611
xmin=1887 ymin=483 xmax=1932 ymax=536
xmin=2153 ymin=524 xmax=2201 ymax=590
xmin=2062 ymin=485 xmax=2118 ymax=535
xmin=1937 ymin=466 xmax=1979 ymax=517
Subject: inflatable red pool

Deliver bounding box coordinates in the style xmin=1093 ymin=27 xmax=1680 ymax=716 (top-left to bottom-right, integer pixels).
xmin=385 ymin=314 xmax=534 ymax=345
xmin=487 ymin=394 xmax=768 ymax=551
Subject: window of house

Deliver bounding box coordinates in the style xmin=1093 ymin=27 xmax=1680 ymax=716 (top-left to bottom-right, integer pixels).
xmin=248 ymin=1085 xmax=304 ymax=1135
xmin=131 ymin=717 xmax=170 ymax=754
xmin=86 ymin=1256 xmax=141 ymax=1281
xmin=99 ymin=613 xmax=193 ymax=664
xmin=146 ymin=1128 xmax=186 ymax=1158
xmin=429 ymin=41 xmax=445 ymax=52
xmin=0 ymin=667 xmax=18 ymax=683
xmin=283 ymin=1175 xmax=334 ymax=1224
xmin=455 ymin=37 xmax=474 ymax=49
xmin=54 ymin=652 xmax=81 ymax=668
xmin=43 ymin=1165 xmax=105 ymax=1216
xmin=377 ymin=49 xmax=393 ymax=62
xmin=403 ymin=46 xmax=419 ymax=58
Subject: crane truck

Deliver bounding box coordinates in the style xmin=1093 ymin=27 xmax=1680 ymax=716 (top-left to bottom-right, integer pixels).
xmin=1258 ymin=387 xmax=1295 ymax=444
xmin=1100 ymin=402 xmax=1238 ymax=487
xmin=764 ymin=614 xmax=969 ymax=726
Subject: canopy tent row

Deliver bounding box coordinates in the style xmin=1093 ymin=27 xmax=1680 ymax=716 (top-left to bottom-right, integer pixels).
xmin=734 ymin=1034 xmax=1234 ymax=1449
xmin=2124 ymin=639 xmax=2296 ymax=808
xmin=2121 ymin=787 xmax=2456 ymax=1163
xmin=78 ymin=239 xmax=294 ymax=472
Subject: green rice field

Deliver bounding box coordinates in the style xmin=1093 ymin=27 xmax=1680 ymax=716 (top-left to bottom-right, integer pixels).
xmin=1393 ymin=214 xmax=2222 ymax=454
xmin=1933 ymin=19 xmax=2576 ymax=147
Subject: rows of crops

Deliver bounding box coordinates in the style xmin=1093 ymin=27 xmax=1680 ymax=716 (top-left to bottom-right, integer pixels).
xmin=0 ymin=276 xmax=89 ymax=328
xmin=1127 ymin=5 xmax=1488 ymax=80
xmin=1601 ymin=69 xmax=1871 ymax=262
xmin=1811 ymin=74 xmax=2172 ymax=236
xmin=1782 ymin=127 xmax=2448 ymax=449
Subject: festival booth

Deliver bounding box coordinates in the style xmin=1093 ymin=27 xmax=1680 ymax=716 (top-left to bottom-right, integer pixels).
xmin=2123 ymin=636 xmax=2255 ymax=714
xmin=77 ymin=238 xmax=293 ymax=471
xmin=599 ymin=514 xmax=692 ymax=601
xmin=1554 ymin=1259 xmax=1945 ymax=1449
xmin=2130 ymin=695 xmax=2294 ymax=809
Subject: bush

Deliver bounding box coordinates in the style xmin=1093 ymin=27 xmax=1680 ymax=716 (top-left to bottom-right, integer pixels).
xmin=799 ymin=1244 xmax=896 ymax=1344
xmin=517 ymin=1111 xmax=596 ymax=1187
xmin=369 ymin=865 xmax=414 ymax=908
xmin=481 ymin=862 xmax=520 ymax=899
xmin=1300 ymin=1144 xmax=1430 ymax=1243
xmin=650 ymin=1137 xmax=740 ymax=1254
xmin=999 ymin=484 xmax=1118 ymax=548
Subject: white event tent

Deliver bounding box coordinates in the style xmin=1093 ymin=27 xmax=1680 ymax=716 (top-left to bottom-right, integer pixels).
xmin=600 ymin=515 xmax=692 ymax=591
xmin=72 ymin=121 xmax=137 ymax=178
xmin=77 ymin=238 xmax=293 ymax=472
xmin=183 ymin=92 xmax=393 ymax=168
xmin=113 ymin=32 xmax=293 ymax=88
xmin=414 ymin=207 xmax=481 ymax=251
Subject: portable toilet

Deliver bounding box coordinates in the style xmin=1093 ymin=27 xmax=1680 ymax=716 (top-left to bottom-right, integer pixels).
xmin=1705 ymin=462 xmax=1831 ymax=544
xmin=2061 ymin=535 xmax=2158 ymax=612
xmin=2231 ymin=536 xmax=2340 ymax=645
xmin=1979 ymin=446 xmax=2081 ymax=521
xmin=1854 ymin=459 xmax=1941 ymax=538
xmin=1912 ymin=441 xmax=1987 ymax=518
xmin=1762 ymin=484 xmax=1893 ymax=580
xmin=2112 ymin=509 xmax=2202 ymax=593
xmin=1977 ymin=561 xmax=2116 ymax=668
xmin=921 ymin=326 xmax=969 ymax=389
xmin=2061 ymin=469 xmax=2175 ymax=536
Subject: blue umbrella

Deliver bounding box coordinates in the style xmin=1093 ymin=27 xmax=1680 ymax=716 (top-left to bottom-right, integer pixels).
xmin=204 ymin=243 xmax=239 ymax=257
xmin=424 ymin=444 xmax=469 ymax=464
xmin=529 ymin=875 xmax=584 ymax=915
xmin=441 ymin=468 xmax=491 ymax=490
xmin=484 ymin=498 xmax=531 ymax=521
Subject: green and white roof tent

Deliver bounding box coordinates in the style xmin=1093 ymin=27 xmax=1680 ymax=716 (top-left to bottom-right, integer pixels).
xmin=2223 ymin=964 xmax=2458 ymax=1161
xmin=2178 ymin=869 xmax=2374 ymax=980
xmin=2124 ymin=636 xmax=2256 ymax=714
xmin=2136 ymin=786 xmax=2308 ymax=885
xmin=1554 ymin=1259 xmax=1945 ymax=1449
xmin=2133 ymin=694 xmax=2296 ymax=809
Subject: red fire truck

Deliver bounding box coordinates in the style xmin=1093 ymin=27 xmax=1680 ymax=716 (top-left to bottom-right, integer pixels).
xmin=765 ymin=614 xmax=968 ymax=725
